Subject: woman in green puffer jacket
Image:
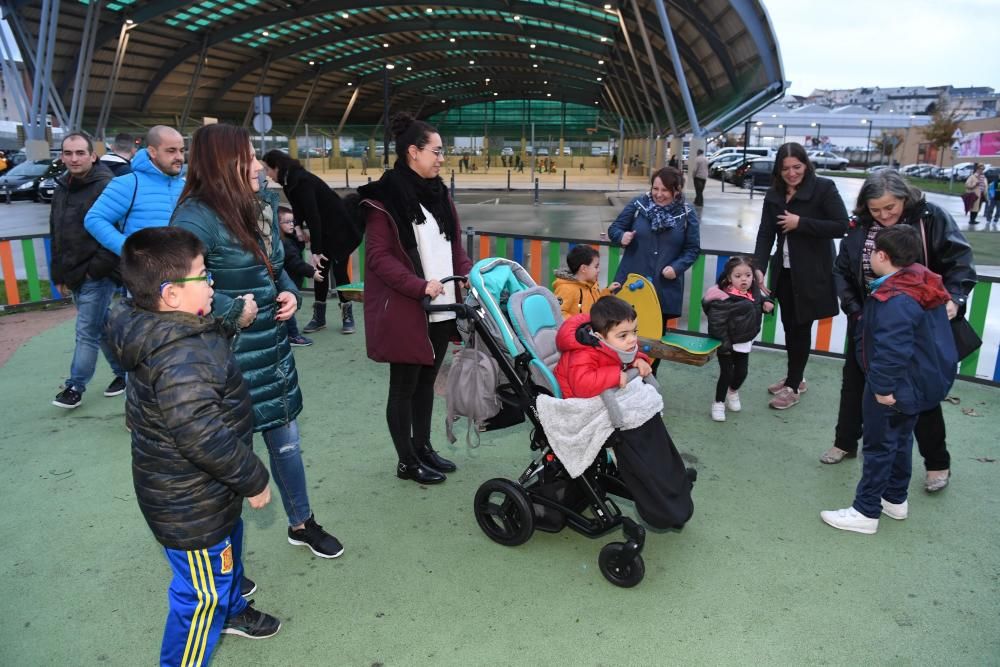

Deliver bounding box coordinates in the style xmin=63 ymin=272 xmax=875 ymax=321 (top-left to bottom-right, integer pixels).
xmin=171 ymin=124 xmax=343 ymax=560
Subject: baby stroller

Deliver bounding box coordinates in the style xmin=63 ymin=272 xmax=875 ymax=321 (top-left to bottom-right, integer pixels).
xmin=430 ymin=258 xmax=694 ymax=588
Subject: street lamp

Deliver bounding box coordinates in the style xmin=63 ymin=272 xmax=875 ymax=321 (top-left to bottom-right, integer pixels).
xmin=861 ymin=119 xmax=873 ymax=167
xmin=755 ymin=120 xmax=763 ymax=146
xmin=810 ymin=122 xmax=822 ymax=149
xmin=778 ymin=124 xmax=787 ymax=143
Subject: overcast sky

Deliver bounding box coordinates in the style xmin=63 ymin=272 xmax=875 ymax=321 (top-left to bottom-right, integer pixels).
xmin=764 ymin=0 xmax=1000 ymax=94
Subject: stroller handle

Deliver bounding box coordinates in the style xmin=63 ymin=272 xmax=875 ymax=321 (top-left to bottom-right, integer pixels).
xmin=422 ymin=275 xmax=469 ymax=314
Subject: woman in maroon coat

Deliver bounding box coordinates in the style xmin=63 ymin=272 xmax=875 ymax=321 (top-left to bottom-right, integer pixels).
xmin=358 ymin=113 xmax=472 ymax=485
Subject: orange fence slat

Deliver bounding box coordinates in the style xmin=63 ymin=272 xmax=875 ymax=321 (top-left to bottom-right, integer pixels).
xmin=815 ymin=317 xmax=833 ymax=352
xmin=529 ymin=239 xmax=542 ymax=283
xmin=479 ymin=235 xmax=490 ymax=259
xmin=0 ymin=241 xmax=20 ymax=306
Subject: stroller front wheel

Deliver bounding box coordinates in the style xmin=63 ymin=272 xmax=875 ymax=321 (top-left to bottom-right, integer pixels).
xmin=474 ymin=478 xmax=535 ymax=547
xmin=598 ymin=542 xmax=646 ymax=588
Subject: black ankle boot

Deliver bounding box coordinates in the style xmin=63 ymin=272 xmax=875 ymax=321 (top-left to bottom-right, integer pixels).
xmin=303 ymin=302 xmax=327 ymax=333
xmin=417 ymin=445 xmax=457 ymax=473
xmin=396 ymin=461 xmax=446 ymax=484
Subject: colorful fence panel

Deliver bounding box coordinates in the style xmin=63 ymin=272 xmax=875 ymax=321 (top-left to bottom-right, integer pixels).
xmin=0 ymin=234 xmax=67 ymax=311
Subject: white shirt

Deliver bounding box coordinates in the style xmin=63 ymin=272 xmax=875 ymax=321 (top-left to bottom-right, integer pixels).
xmin=413 ymin=204 xmax=457 ymax=322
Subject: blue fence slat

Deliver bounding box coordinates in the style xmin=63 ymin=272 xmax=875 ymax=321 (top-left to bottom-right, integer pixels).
xmin=43 ymin=237 xmax=61 ymax=300
xmin=512 ymin=238 xmax=524 ymax=265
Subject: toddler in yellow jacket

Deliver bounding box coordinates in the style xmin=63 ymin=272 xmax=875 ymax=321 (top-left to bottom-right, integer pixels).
xmin=552 ymin=245 xmax=621 ymax=319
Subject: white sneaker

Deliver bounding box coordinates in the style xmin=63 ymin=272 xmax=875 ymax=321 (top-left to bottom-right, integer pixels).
xmin=820 ymin=507 xmax=878 ymax=534
xmin=725 ymin=390 xmax=742 ymax=412
xmin=880 ymin=498 xmax=908 ymax=520
xmin=711 ymin=401 xmax=726 ymax=422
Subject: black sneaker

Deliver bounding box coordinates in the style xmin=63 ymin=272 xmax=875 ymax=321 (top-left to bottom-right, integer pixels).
xmin=287 ymin=514 xmax=344 ymax=559
xmin=221 ymin=600 xmax=280 ymax=639
xmin=53 ymin=386 xmax=82 ymax=409
xmin=288 ymin=334 xmax=313 ymax=347
xmin=240 ymin=575 xmax=257 ymax=598
xmin=103 ymin=376 xmax=126 ymax=397
xmin=340 ymin=302 xmax=355 ymax=335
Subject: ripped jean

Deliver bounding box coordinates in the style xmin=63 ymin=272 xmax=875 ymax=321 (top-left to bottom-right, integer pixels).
xmin=260 ymin=420 xmax=312 ymax=527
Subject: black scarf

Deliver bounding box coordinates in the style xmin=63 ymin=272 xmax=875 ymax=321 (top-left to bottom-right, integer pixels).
xmin=381 ymin=160 xmax=455 ymax=242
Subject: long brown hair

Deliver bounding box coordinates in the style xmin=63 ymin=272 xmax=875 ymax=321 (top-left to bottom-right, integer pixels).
xmin=179 ymin=124 xmax=266 ymax=265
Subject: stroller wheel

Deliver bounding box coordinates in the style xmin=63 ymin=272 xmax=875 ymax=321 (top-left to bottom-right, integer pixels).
xmin=474 ymin=478 xmax=535 ymax=547
xmin=598 ymin=542 xmax=645 ymax=588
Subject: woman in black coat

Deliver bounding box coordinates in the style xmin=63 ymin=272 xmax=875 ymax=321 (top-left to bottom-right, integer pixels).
xmin=262 ymin=151 xmax=362 ymax=334
xmin=753 ymin=142 xmax=849 ymax=410
xmin=823 ymin=170 xmax=976 ymax=492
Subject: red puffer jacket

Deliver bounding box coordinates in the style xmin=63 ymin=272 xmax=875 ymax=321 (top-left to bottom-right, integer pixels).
xmin=554 ymin=313 xmax=650 ymax=398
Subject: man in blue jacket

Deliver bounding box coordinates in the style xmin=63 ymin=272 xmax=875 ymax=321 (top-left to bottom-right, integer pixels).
xmin=821 ymin=225 xmax=957 ymax=535
xmin=85 ymin=125 xmax=185 ymax=255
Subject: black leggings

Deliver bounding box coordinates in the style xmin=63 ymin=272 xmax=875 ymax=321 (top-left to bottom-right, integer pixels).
xmin=715 ymin=351 xmax=749 ymax=402
xmin=314 ymin=259 xmax=351 ymax=304
xmin=386 ymin=320 xmax=455 ymax=464
xmin=775 ymin=268 xmax=812 ymax=391
xmin=834 ymin=322 xmax=951 ymax=471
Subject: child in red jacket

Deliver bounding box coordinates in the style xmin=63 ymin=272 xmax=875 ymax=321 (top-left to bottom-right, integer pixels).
xmin=552 ymin=295 xmax=693 ymax=530
xmin=554 ymin=295 xmax=653 ymax=398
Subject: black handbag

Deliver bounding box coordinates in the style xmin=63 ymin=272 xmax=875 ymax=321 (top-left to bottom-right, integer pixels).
xmin=951 ymin=316 xmax=982 ymax=361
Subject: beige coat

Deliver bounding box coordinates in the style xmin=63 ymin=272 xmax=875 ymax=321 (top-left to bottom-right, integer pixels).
xmin=965 ymin=173 xmax=985 ymax=213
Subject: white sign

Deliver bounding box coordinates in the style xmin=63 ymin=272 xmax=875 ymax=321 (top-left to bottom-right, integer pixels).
xmin=952 ymin=128 xmax=963 ymax=140
xmin=252 ymin=113 xmax=273 ymax=133
xmin=254 ymin=96 xmax=271 ymax=114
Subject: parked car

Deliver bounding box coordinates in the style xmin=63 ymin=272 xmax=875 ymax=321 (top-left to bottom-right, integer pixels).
xmin=36 ymin=159 xmax=66 ymax=203
xmin=808 ymin=150 xmax=849 ymax=170
xmin=950 ymin=162 xmax=975 ymax=180
xmin=501 ymin=146 xmax=514 ymax=156
xmin=708 ymin=147 xmax=773 ymax=164
xmin=0 ymin=159 xmax=51 ymax=201
xmin=731 ymin=157 xmax=775 ymax=188
xmin=709 ymin=154 xmax=746 ymax=178
xmin=866 ymin=165 xmax=895 ymax=174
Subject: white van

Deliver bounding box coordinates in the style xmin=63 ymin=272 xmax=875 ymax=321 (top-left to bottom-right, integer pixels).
xmin=708 ymin=147 xmax=774 ymax=164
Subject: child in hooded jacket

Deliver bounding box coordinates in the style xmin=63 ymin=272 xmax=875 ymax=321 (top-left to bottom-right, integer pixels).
xmin=278 ymin=206 xmax=323 ymax=346
xmin=551 ymin=245 xmax=621 ymax=320
xmin=702 ymin=256 xmax=774 ymax=421
xmin=821 ymin=225 xmax=957 ymax=535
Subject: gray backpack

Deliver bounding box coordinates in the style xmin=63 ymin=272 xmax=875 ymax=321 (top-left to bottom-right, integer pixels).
xmin=445 ymin=334 xmax=501 ymax=447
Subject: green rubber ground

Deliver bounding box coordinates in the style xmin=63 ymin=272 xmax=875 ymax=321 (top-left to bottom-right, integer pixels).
xmin=2 ymin=305 xmax=998 ymax=665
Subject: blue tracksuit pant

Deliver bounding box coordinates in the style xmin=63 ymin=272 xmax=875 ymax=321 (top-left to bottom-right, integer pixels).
xmin=160 ymin=519 xmax=247 ymax=667
xmin=853 ymin=389 xmax=917 ymax=519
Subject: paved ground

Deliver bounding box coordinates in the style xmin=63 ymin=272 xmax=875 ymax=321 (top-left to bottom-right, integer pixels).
xmin=1 ymin=310 xmax=998 ymax=665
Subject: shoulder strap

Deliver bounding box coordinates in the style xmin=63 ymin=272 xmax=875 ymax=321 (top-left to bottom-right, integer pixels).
xmin=115 ymin=173 xmax=140 ymax=233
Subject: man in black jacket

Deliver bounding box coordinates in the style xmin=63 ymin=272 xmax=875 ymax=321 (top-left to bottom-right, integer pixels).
xmin=98 ymin=132 xmax=136 ymax=176
xmin=50 ymin=132 xmax=125 ymax=409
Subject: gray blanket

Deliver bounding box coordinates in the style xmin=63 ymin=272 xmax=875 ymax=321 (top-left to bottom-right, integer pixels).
xmin=536 ymin=378 xmax=664 ymax=478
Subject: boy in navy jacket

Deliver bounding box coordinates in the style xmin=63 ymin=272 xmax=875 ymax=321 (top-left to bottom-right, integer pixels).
xmin=821 ymin=225 xmax=957 ymax=534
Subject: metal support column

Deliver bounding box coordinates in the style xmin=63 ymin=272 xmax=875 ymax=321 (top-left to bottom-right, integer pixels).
xmin=291 ymin=72 xmax=320 ymax=139
xmin=95 ymin=21 xmax=135 ymax=141
xmin=68 ymin=0 xmax=103 ymax=130
xmin=179 ymin=34 xmax=210 ymax=134
xmin=0 ymin=10 xmax=31 ymax=128
xmin=615 ymin=7 xmax=660 ymax=133
xmin=242 ymin=54 xmax=272 ymax=128
xmin=652 ymin=0 xmax=702 ymax=135
xmin=630 ymin=0 xmax=677 ymax=135
xmin=617 ymin=117 xmax=624 ymax=191
xmin=5 ymin=0 xmax=67 ymax=129
xmin=335 ymin=87 xmax=361 ymax=136
xmin=610 ymin=52 xmax=651 ymax=131
xmin=382 ymin=68 xmax=390 ymax=168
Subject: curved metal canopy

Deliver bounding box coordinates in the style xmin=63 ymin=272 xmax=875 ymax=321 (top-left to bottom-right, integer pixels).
xmin=8 ymin=0 xmax=785 ymax=135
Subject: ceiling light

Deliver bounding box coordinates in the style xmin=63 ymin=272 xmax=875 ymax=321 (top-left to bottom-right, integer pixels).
xmin=543 ymin=80 xmax=548 ymax=84
xmin=262 ymin=30 xmax=269 ymax=36
xmin=425 ymin=7 xmax=433 ymax=13
xmin=530 ymin=43 xmax=536 ymax=49
xmin=125 ymin=18 xmax=134 ymax=25
xmin=494 ymin=92 xmax=499 ymax=96
xmin=598 ymin=59 xmax=604 ymax=64
xmin=600 ymin=37 xmax=608 ymax=42
xmin=596 ymin=77 xmax=602 ymax=81
xmin=383 ymin=43 xmax=389 ymax=48
xmin=532 ymin=63 xmax=538 ymax=68
xmin=513 ymin=14 xmax=521 ymax=21
xmin=441 ymin=99 xmax=446 ymax=103
xmin=341 ymin=12 xmax=349 ymax=18
xmin=347 ymin=82 xmax=353 ymax=86
xmin=594 ymin=101 xmax=599 ymax=104
xmin=449 ymin=37 xmax=456 ymax=43
xmin=469 ymin=59 xmax=475 ymax=64
xmin=546 ymin=93 xmax=552 ymax=97
xmin=386 ymin=64 xmax=395 ymax=70
xmin=406 ymin=66 xmax=412 ymax=71
xmin=604 ymin=4 xmax=613 ymax=9
xmin=485 ymin=77 xmax=491 ymax=82
xmin=309 ymin=60 xmax=315 ymax=65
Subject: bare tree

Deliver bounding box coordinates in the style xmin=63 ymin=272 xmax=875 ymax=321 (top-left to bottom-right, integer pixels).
xmin=922 ymin=97 xmax=964 ymax=166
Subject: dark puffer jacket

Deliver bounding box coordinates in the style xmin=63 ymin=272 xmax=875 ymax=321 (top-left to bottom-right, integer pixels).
xmin=49 ymin=162 xmax=117 ymax=290
xmin=834 ymin=200 xmax=977 ymax=319
xmin=702 ymin=285 xmax=772 ymax=354
xmin=106 ymin=304 xmax=269 ymax=551
xmin=171 ymin=190 xmax=303 ymax=432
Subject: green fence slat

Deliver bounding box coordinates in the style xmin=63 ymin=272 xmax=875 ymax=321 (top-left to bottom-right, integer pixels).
xmin=686 ymin=254 xmax=705 ymax=331
xmin=20 ymin=238 xmax=42 ymax=302
xmin=495 ymin=236 xmax=507 ymax=259
xmin=607 ymin=245 xmax=620 ymax=283
xmin=357 ymin=238 xmax=364 ymax=282
xmin=960 ymin=281 xmax=991 ymax=376
xmin=548 ymin=241 xmax=561 ymax=288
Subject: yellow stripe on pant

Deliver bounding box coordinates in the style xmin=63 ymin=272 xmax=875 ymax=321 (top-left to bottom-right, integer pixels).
xmin=180 ymin=549 xmax=218 ymax=667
